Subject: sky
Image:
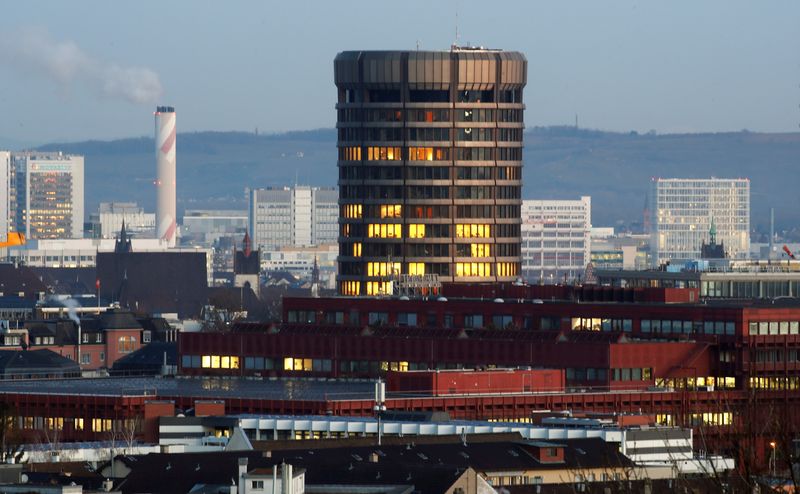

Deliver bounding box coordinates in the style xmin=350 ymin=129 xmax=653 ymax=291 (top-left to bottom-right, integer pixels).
xmin=0 ymin=0 xmax=797 ymax=144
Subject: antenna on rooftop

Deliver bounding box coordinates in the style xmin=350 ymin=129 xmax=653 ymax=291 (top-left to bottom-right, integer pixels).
xmin=452 ymin=1 xmax=461 ymax=49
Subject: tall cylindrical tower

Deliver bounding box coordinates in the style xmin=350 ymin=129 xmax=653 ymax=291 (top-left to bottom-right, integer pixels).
xmin=334 ymin=49 xmax=527 ymax=296
xmin=155 ymin=106 xmax=177 ymax=246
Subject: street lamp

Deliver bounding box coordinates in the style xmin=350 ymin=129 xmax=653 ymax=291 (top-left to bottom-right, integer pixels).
xmin=769 ymin=440 xmax=777 ymax=477
xmin=374 ymin=379 xmax=386 ymax=446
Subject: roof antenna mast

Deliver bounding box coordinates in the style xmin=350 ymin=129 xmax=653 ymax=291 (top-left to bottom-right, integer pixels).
xmin=452 ymin=1 xmax=460 ymax=50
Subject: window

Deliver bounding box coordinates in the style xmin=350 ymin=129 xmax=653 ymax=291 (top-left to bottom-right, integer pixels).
xmin=365 ymin=146 xmax=401 ymax=161
xmin=252 ymin=481 xmax=264 ymax=490
xmin=380 ymin=204 xmax=402 ymax=218
xmin=455 ymin=262 xmax=491 ymax=277
xmin=142 ymin=331 xmax=151 ymax=343
xmin=81 ymin=353 xmax=91 ymax=365
xmin=368 ymin=312 xmax=389 ymax=325
xmin=74 ymin=418 xmax=84 ymax=431
xmin=91 ymin=418 xmax=112 ymax=432
xmin=456 ymin=224 xmax=491 ymax=238
xmin=408 ymin=224 xmax=426 ymax=239
xmin=367 ymin=262 xmax=400 ymax=277
xmin=408 ymin=262 xmax=425 ymax=276
xmin=368 ymin=223 xmax=402 ymax=238
xmin=117 ymin=336 xmax=136 ymax=354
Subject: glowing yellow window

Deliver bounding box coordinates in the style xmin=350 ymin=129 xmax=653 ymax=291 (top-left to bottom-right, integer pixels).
xmin=409 ymin=224 xmax=426 ymax=238
xmin=221 ymin=356 xmax=230 ymax=369
xmin=408 ymin=263 xmax=425 ymax=275
xmin=368 ymin=224 xmax=402 ymax=238
xmin=284 ymin=358 xmax=294 ymax=371
xmin=230 ymin=357 xmax=239 ymax=369
xmin=455 ymin=262 xmax=491 ymax=277
xmin=211 ymin=355 xmax=221 ymax=369
xmin=344 ymin=204 xmax=363 ymax=219
xmin=353 ymin=242 xmax=362 ymax=257
xmin=367 ymin=281 xmax=392 ymax=295
xmin=367 ymin=262 xmax=401 ymax=277
xmin=202 ymin=355 xmax=212 ymax=368
xmin=471 ymin=243 xmax=491 ymax=257
xmin=340 ymin=281 xmax=361 ymax=295
xmin=380 ymin=205 xmax=402 ymax=218
xmin=74 ymin=418 xmax=84 ymax=431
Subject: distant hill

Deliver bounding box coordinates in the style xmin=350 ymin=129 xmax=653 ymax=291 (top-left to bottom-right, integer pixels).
xmin=37 ymin=127 xmax=800 ymax=233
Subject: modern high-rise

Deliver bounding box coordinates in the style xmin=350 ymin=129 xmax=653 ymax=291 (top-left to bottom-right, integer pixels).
xmin=249 ymin=186 xmax=338 ymax=250
xmin=521 ymin=197 xmax=591 ymax=283
xmin=650 ymin=178 xmax=750 ymax=264
xmin=0 ymin=151 xmax=10 ymax=244
xmin=12 ymin=152 xmax=84 ymax=239
xmin=334 ymin=49 xmax=527 ymax=296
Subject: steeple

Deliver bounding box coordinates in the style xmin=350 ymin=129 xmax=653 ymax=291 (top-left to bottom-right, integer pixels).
xmin=709 ymin=217 xmax=717 ymax=245
xmin=243 ymin=231 xmax=252 ymax=258
xmin=114 ymin=220 xmax=132 ymax=254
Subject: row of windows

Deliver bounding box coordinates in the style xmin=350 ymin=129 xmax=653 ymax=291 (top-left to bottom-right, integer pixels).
xmin=337 ymin=108 xmax=524 ymax=123
xmin=654 ymin=377 xmax=737 ymax=390
xmin=612 ymin=367 xmax=653 ymax=381
xmin=340 ymin=127 xmax=521 ymax=143
xmin=19 ymin=417 xmax=112 ymax=432
xmin=570 ymin=318 xmax=634 ymax=332
xmin=338 ymin=146 xmax=522 ymax=162
xmin=341 ymin=242 xmax=518 ymax=259
xmin=749 ymin=321 xmax=800 ymax=336
xmin=749 ymin=376 xmax=800 ymax=390
xmin=565 ymin=368 xmax=608 ymax=382
xmin=642 ymin=320 xmax=735 ymax=335
xmin=340 ymin=164 xmax=519 ymax=182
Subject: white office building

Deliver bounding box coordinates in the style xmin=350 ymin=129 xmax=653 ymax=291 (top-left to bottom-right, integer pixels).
xmin=182 ymin=209 xmax=248 ymax=246
xmin=12 ymin=152 xmax=84 ymax=239
xmin=249 ymin=186 xmax=338 ymax=250
xmin=650 ymin=178 xmax=750 ymax=264
xmin=89 ymin=202 xmax=155 ymax=239
xmin=521 ymin=197 xmax=591 ymax=283
xmin=0 ymin=151 xmax=10 ymax=246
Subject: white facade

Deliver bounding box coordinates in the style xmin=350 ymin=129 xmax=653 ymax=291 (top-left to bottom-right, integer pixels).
xmin=90 ymin=202 xmax=155 ymax=239
xmin=521 ymin=197 xmax=591 ymax=283
xmin=650 ymin=178 xmax=750 ymax=264
xmin=0 ymin=151 xmax=9 ymax=246
xmin=12 ymin=152 xmax=84 ymax=239
xmin=182 ymin=209 xmax=248 ymax=246
xmin=249 ymin=186 xmax=338 ymax=250
xmin=261 ymin=244 xmax=338 ymax=288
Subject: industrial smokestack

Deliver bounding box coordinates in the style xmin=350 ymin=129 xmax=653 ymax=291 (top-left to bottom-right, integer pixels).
xmin=155 ymin=106 xmax=177 ymax=247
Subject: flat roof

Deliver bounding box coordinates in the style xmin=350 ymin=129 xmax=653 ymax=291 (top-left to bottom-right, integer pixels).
xmin=0 ymin=376 xmax=375 ymax=402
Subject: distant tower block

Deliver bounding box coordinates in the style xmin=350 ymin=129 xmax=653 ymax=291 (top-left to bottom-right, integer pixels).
xmin=155 ymin=106 xmax=177 ymax=246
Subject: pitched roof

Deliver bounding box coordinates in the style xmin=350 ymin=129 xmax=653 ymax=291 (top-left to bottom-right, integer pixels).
xmin=116 ymin=438 xmax=632 ymax=494
xmin=111 ymin=341 xmax=176 ymax=374
xmin=0 ymin=349 xmax=80 ymax=375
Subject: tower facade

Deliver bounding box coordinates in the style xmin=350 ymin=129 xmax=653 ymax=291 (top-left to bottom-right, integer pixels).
xmin=155 ymin=106 xmax=177 ymax=246
xmin=12 ymin=152 xmax=84 ymax=239
xmin=334 ymin=49 xmax=527 ymax=296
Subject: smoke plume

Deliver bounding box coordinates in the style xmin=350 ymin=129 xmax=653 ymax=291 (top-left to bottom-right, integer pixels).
xmin=0 ymin=26 xmax=163 ymax=104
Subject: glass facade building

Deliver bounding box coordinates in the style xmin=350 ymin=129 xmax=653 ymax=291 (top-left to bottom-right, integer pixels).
xmin=334 ymin=49 xmax=527 ymax=295
xmin=650 ymin=178 xmax=750 ymax=264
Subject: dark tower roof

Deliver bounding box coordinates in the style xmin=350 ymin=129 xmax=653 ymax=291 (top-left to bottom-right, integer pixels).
xmin=115 ymin=220 xmax=133 ymax=254
xmin=234 ymin=232 xmax=260 ymax=275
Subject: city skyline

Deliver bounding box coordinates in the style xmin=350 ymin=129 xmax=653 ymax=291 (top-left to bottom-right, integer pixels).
xmin=0 ymin=0 xmax=798 ymax=145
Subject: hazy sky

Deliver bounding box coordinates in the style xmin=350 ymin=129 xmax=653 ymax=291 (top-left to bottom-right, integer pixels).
xmin=0 ymin=0 xmax=797 ymax=144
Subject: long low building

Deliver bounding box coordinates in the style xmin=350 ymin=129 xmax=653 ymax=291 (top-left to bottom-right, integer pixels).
xmin=156 ymin=413 xmax=734 ymax=476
